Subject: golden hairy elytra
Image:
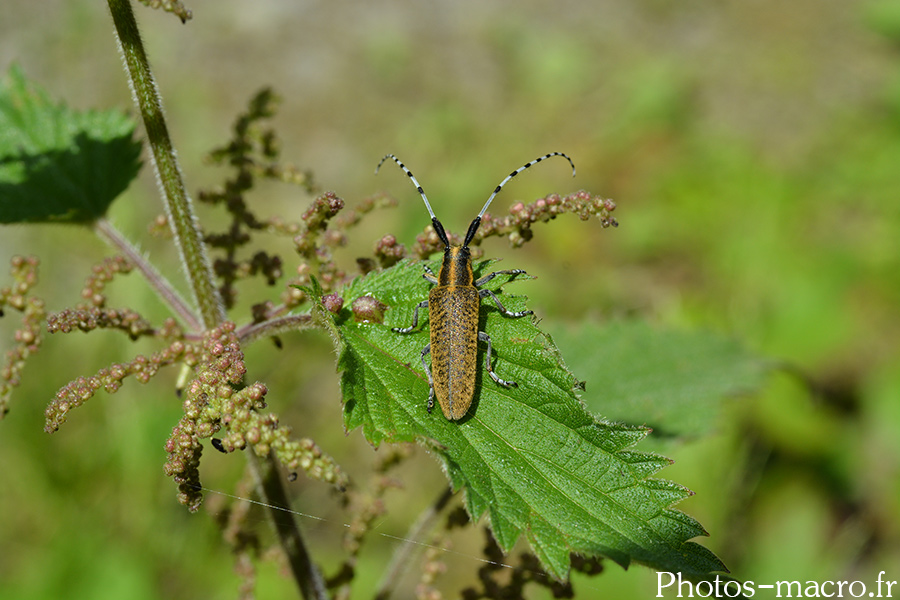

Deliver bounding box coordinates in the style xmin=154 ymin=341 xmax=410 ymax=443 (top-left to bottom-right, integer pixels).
xmin=376 ymin=152 xmax=575 ymax=420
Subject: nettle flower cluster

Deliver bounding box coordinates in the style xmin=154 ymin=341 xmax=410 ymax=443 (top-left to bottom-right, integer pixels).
xmin=164 ymin=322 xmax=345 ymax=511
xmin=0 ymin=256 xmax=45 ymax=418
xmin=408 ymin=191 xmax=618 ymax=259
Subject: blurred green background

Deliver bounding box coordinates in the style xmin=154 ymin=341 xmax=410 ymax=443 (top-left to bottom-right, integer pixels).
xmin=2 ymin=0 xmax=899 ymax=598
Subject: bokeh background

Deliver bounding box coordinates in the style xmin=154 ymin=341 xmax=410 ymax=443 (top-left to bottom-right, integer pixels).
xmin=2 ymin=1 xmax=899 ymax=598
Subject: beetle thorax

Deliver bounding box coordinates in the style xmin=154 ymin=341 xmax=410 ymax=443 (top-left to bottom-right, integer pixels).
xmin=439 ymin=246 xmax=474 ymax=287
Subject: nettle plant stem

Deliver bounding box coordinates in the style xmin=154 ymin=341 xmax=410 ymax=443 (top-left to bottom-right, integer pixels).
xmin=93 ymin=218 xmax=203 ymax=332
xmin=106 ymin=2 xmax=326 ymax=599
xmin=107 ymin=0 xmax=221 ymax=328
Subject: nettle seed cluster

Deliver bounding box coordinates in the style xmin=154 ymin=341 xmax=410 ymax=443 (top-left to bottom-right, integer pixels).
xmin=410 ymin=190 xmax=617 ymax=259
xmin=164 ymin=322 xmax=346 ymax=511
xmin=0 ymin=256 xmax=45 ymax=418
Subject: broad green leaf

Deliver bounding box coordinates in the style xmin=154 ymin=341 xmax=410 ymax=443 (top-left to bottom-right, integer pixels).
xmin=335 ymin=259 xmax=726 ymax=579
xmin=550 ymin=319 xmax=773 ymax=438
xmin=0 ymin=65 xmax=142 ymax=223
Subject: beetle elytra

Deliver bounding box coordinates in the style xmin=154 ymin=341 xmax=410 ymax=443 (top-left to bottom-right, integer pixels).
xmin=377 ymin=152 xmax=575 ymax=420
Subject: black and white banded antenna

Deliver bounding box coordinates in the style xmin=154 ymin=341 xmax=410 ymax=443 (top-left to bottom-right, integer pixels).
xmin=376 ymin=154 xmax=438 ymax=221
xmin=376 ymin=154 xmax=450 ymax=246
xmin=477 ymin=152 xmax=575 ymax=220
xmin=376 ymin=152 xmax=576 ymax=247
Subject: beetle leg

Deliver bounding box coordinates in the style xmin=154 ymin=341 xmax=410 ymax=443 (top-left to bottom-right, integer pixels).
xmin=479 ymin=289 xmax=533 ymax=319
xmin=474 ymin=268 xmax=527 ymax=287
xmin=478 ymin=331 xmax=518 ymax=388
xmin=393 ymin=299 xmax=429 ymax=333
xmin=423 ymin=265 xmax=439 ymax=284
xmin=420 ymin=343 xmax=435 ymax=412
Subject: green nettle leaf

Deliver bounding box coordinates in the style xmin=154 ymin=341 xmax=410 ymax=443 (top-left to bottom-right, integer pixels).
xmin=0 ymin=65 xmax=142 ymax=223
xmin=551 ymin=320 xmax=773 ymax=438
xmin=335 ymin=259 xmax=726 ymax=579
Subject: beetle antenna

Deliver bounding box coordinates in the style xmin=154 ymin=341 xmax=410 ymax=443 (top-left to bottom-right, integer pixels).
xmin=377 ymin=154 xmax=451 ymax=247
xmin=376 ymin=154 xmax=438 ymax=221
xmin=476 ymin=152 xmax=576 ymax=220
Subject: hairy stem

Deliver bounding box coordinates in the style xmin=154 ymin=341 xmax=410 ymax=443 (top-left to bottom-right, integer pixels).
xmin=107 ymin=3 xmax=323 ymax=597
xmin=107 ymin=0 xmax=223 ymax=328
xmin=248 ymin=451 xmax=329 ymax=600
xmin=237 ymin=314 xmax=315 ymax=345
xmin=94 ymin=218 xmax=202 ymax=332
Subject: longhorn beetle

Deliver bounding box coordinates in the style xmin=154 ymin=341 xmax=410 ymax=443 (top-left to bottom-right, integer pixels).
xmin=376 ymin=152 xmax=576 ymax=420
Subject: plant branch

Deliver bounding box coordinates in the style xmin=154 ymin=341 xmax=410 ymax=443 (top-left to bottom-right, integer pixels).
xmin=107 ymin=0 xmax=223 ymax=329
xmin=236 ymin=314 xmax=315 ymax=345
xmin=375 ymin=487 xmax=455 ymax=600
xmin=94 ymin=218 xmax=203 ymax=332
xmin=248 ymin=451 xmax=329 ymax=600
